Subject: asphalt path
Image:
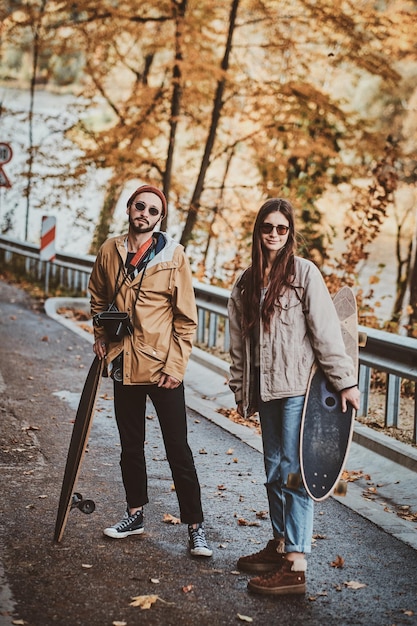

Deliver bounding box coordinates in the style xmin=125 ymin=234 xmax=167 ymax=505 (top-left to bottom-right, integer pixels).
xmin=0 ymin=279 xmax=416 ymax=626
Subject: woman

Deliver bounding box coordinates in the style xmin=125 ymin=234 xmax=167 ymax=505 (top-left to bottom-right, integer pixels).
xmin=228 ymin=198 xmax=360 ymax=595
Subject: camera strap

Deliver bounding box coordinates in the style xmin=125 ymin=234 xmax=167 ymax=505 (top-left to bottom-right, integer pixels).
xmin=127 ymin=236 xmax=154 ymax=275
xmin=108 ymin=237 xmax=155 ymax=311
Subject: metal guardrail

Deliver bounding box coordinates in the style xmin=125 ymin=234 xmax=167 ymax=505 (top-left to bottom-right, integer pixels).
xmin=1 ymin=234 xmax=416 ymax=443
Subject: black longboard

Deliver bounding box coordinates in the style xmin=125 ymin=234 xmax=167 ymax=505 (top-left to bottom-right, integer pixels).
xmin=54 ymin=356 xmax=104 ymax=542
xmin=298 ymin=286 xmax=358 ymax=502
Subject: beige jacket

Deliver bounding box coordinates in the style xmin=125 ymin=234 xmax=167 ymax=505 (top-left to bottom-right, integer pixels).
xmin=89 ymin=233 xmax=197 ymax=384
xmin=228 ymin=256 xmax=357 ymax=417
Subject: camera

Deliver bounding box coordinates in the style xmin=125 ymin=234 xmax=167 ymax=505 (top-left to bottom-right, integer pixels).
xmin=111 ymin=354 xmax=123 ymax=382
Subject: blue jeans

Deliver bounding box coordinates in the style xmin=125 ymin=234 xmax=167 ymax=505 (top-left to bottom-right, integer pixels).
xmin=259 ymin=395 xmax=314 ymax=553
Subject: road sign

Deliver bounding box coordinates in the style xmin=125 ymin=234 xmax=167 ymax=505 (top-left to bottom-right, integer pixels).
xmin=40 ymin=215 xmax=56 ymax=261
xmin=0 ymin=142 xmax=12 ymax=188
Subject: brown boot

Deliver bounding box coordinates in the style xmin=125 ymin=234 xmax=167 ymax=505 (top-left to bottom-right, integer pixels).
xmin=237 ymin=539 xmax=286 ymax=573
xmin=247 ymin=558 xmax=306 ymax=595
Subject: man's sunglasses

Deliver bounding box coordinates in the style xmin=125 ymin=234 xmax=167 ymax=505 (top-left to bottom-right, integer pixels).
xmin=261 ymin=223 xmax=290 ymax=235
xmin=133 ymin=201 xmax=160 ymax=217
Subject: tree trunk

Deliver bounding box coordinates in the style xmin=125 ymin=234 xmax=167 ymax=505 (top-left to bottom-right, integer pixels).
xmin=89 ymin=181 xmax=123 ymax=255
xmin=407 ymin=231 xmax=417 ymax=336
xmin=179 ymin=0 xmax=240 ymax=248
xmin=162 ymin=0 xmax=187 ymax=232
xmin=25 ymin=0 xmax=47 ymax=241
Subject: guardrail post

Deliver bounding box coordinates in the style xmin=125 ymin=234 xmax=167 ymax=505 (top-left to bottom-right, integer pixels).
xmin=358 ymin=363 xmax=370 ymax=418
xmin=224 ymin=318 xmax=230 ymax=352
xmin=197 ymin=308 xmax=206 ymax=344
xmin=208 ymin=312 xmax=217 ymax=348
xmin=385 ymin=373 xmax=400 ymax=428
xmin=414 ymin=389 xmax=417 ymax=444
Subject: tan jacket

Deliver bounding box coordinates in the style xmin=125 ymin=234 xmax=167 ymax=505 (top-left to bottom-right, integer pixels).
xmin=228 ymin=256 xmax=357 ymax=417
xmin=89 ymin=233 xmax=197 ymax=384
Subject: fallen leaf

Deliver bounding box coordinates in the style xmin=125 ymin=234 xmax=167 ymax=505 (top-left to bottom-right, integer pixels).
xmin=217 ymin=484 xmax=227 ymax=491
xmin=344 ymin=580 xmax=367 ymax=590
xmin=226 ymin=448 xmax=234 ymax=455
xmin=199 ymin=448 xmax=207 ymax=454
xmin=12 ymin=621 xmax=26 ymax=625
xmin=237 ymin=614 xmax=253 ymax=622
xmin=331 ymin=555 xmax=345 ymax=569
xmin=150 ymin=578 xmax=160 ymax=584
xmin=401 ymin=610 xmax=414 ymax=616
xmin=237 ymin=518 xmax=260 ymax=527
xmin=182 ymin=584 xmax=193 ymax=593
xmin=163 ymin=513 xmax=181 ymax=525
xmin=112 ymin=621 xmax=127 ymax=626
xmin=130 ymin=594 xmax=159 ymax=609
xmin=313 ymin=533 xmax=326 ymax=540
xmin=255 ymin=510 xmax=268 ymax=519
xmin=82 ymin=563 xmax=93 ymax=569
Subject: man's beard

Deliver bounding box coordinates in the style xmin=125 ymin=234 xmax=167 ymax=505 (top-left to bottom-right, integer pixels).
xmin=129 ymin=215 xmax=154 ymax=234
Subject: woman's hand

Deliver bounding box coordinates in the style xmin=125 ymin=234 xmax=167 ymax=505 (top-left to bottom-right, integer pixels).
xmin=340 ymin=386 xmax=360 ymax=412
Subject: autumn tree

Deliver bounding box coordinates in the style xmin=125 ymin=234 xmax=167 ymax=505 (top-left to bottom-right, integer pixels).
xmin=1 ymin=0 xmax=417 ymax=328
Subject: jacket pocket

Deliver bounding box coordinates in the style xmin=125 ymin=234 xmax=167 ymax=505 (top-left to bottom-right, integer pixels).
xmin=276 ymin=291 xmax=303 ymax=325
xmin=133 ymin=339 xmax=169 ymax=383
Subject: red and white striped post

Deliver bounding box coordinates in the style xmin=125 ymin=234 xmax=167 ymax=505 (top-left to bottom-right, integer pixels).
xmin=40 ymin=216 xmax=56 ymax=294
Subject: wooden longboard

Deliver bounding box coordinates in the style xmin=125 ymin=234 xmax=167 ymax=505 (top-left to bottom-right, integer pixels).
xmin=298 ymin=286 xmax=358 ymax=502
xmin=54 ymin=357 xmax=104 ymax=542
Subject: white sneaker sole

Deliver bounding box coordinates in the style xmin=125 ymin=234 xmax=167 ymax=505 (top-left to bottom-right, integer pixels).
xmin=103 ymin=527 xmax=144 ymax=539
xmin=190 ymin=547 xmax=213 ymax=557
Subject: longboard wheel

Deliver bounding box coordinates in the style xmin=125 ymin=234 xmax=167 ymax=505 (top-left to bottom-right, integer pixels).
xmin=334 ymin=480 xmax=348 ymax=497
xmin=71 ymin=493 xmax=83 ymax=509
xmin=79 ymin=499 xmax=95 ymax=514
xmin=286 ymin=473 xmax=301 ymax=489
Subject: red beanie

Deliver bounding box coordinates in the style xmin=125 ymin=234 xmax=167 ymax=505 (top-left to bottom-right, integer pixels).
xmin=127 ymin=185 xmax=167 ymax=218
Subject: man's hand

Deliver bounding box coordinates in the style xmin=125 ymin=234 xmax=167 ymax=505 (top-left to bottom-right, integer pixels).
xmin=93 ymin=339 xmax=107 ymax=360
xmin=340 ymin=386 xmax=360 ymax=413
xmin=158 ymin=373 xmax=181 ymax=389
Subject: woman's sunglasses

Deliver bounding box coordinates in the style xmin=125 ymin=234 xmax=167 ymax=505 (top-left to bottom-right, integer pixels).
xmin=261 ymin=223 xmax=290 ymax=235
xmin=133 ymin=201 xmax=160 ymax=217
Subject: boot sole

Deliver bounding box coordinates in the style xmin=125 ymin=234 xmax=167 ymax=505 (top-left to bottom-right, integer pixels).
xmin=248 ymin=582 xmax=306 ymax=595
xmin=237 ymin=563 xmax=282 ymax=573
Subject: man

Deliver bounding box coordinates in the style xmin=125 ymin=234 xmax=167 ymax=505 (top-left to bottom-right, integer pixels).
xmin=88 ymin=184 xmax=212 ymax=557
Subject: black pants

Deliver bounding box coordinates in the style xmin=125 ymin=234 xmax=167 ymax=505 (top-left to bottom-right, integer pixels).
xmin=113 ymin=381 xmax=204 ymax=525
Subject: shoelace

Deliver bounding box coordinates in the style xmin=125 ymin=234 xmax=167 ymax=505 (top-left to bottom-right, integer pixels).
xmin=115 ymin=511 xmax=141 ymax=530
xmin=189 ymin=527 xmax=207 ymax=548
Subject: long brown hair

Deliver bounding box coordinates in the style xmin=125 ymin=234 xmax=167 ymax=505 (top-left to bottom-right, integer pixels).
xmin=241 ymin=198 xmax=296 ymax=335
